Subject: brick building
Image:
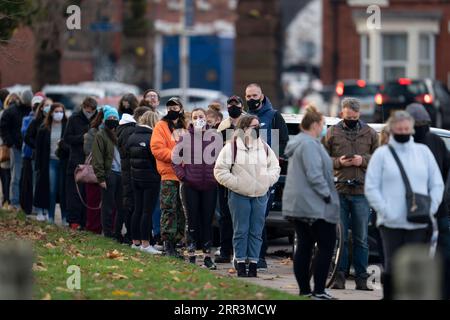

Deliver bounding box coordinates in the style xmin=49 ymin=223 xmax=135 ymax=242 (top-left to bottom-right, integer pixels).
xmin=322 ymin=0 xmax=450 ymax=88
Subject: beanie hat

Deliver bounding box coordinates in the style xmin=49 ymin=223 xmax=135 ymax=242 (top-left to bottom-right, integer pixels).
xmin=103 ymin=105 xmax=119 ymax=121
xmin=405 ymin=103 xmax=431 ymax=123
xmin=31 ymin=92 xmax=45 ymax=106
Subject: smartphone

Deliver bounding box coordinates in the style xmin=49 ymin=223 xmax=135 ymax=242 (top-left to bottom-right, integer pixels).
xmin=344 ymin=154 xmax=355 ymax=159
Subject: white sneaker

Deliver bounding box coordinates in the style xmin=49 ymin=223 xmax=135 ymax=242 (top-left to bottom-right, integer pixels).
xmin=140 ymin=245 xmax=162 ymax=255
xmin=36 ymin=213 xmax=46 ymax=222
xmin=131 ymin=244 xmax=141 ymax=250
xmin=153 ymin=244 xmax=164 ymax=251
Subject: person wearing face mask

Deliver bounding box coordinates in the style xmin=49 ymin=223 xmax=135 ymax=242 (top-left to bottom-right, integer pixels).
xmin=91 ymin=106 xmax=125 ymax=240
xmin=214 ymin=115 xmax=280 ymax=278
xmin=245 ymin=84 xmax=289 ymax=270
xmin=34 ymin=103 xmax=69 ymax=224
xmin=0 ymin=91 xmax=32 ymax=212
xmin=406 ymin=103 xmax=450 ymax=300
xmin=172 ymin=108 xmax=221 ymax=268
xmin=64 ymin=97 xmax=98 ymax=231
xmin=365 ymin=111 xmax=444 ymax=300
xmin=214 ymin=95 xmax=245 ymax=263
xmin=323 ymin=97 xmax=379 ymax=291
xmin=19 ymin=92 xmax=46 ymax=216
xmin=150 ymin=97 xmax=187 ymax=258
xmin=282 ymin=105 xmax=340 ymax=300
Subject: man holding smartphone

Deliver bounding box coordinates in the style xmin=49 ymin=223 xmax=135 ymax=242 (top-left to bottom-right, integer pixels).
xmin=323 ymin=98 xmax=379 ymax=290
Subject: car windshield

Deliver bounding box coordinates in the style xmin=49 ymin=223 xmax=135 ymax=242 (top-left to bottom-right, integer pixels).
xmin=382 ymin=82 xmax=428 ymax=97
xmin=343 ymin=84 xmax=379 ymax=96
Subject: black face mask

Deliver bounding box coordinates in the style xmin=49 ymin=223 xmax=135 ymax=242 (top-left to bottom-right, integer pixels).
xmin=413 ymin=125 xmax=430 ymax=142
xmin=247 ymin=99 xmax=261 ymax=111
xmin=228 ymin=105 xmax=242 ymax=119
xmin=166 ymin=110 xmax=181 ymax=121
xmin=393 ymin=134 xmax=410 ymax=144
xmin=122 ymin=107 xmax=133 ymax=116
xmin=105 ymin=119 xmax=119 ymax=130
xmin=344 ymin=119 xmax=358 ymax=129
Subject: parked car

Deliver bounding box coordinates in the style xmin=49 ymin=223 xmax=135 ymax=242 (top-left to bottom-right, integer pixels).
xmin=333 ymin=80 xmax=381 ymax=122
xmin=374 ymin=78 xmax=450 ymax=128
xmin=158 ymin=88 xmax=228 ymax=114
xmin=266 ymin=113 xmax=450 ymax=259
xmin=43 ymin=85 xmax=106 ymax=115
xmin=78 ymin=81 xmax=142 ymax=108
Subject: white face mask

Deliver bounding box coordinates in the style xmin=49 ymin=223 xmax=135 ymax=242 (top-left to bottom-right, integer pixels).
xmin=194 ymin=118 xmax=206 ymax=129
xmin=52 ymin=111 xmax=64 ymax=122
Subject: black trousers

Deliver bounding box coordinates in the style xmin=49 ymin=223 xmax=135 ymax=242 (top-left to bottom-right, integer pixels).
xmin=379 ymin=226 xmax=428 ymax=300
xmin=66 ymin=174 xmax=86 ymax=226
xmin=100 ymin=172 xmax=125 ymax=238
xmin=131 ymin=180 xmax=160 ymax=243
xmin=292 ymin=219 xmax=336 ymax=295
xmin=217 ymin=184 xmax=233 ymax=257
xmin=19 ymin=158 xmax=33 ymax=215
xmin=0 ymin=167 xmax=11 ymax=205
xmin=181 ymin=184 xmax=217 ymax=252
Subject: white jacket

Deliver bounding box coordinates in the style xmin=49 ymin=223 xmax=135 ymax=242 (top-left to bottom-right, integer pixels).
xmin=214 ymin=137 xmax=280 ymax=197
xmin=365 ymin=137 xmax=444 ymax=230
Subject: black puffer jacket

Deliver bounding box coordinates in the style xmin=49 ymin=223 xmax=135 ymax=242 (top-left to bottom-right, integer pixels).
xmin=117 ymin=121 xmax=136 ymax=208
xmin=0 ymin=103 xmax=31 ymax=149
xmin=127 ymin=125 xmax=160 ymax=185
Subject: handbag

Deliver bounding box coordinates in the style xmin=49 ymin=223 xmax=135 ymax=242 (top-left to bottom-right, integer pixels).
xmin=74 ymin=153 xmax=101 ymax=210
xmin=0 ymin=145 xmax=10 ymax=162
xmin=388 ymin=146 xmax=431 ymax=224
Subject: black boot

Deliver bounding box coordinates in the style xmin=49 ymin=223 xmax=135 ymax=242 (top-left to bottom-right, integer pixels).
xmin=382 ymin=273 xmax=393 ymax=300
xmin=237 ymin=263 xmax=247 ymax=277
xmin=331 ymin=271 xmax=346 ymax=290
xmin=248 ymin=263 xmax=257 ymax=277
xmin=164 ymin=241 xmax=177 ymax=257
xmin=356 ymin=275 xmax=374 ymax=291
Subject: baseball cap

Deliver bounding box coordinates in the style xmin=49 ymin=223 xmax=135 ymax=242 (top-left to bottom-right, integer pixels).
xmin=166 ymin=97 xmax=183 ymax=107
xmin=227 ymin=95 xmax=243 ymax=106
xmin=31 ymin=92 xmax=45 ymax=106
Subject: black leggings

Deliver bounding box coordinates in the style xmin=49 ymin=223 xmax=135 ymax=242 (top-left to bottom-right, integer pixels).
xmin=292 ymin=219 xmax=336 ymax=295
xmin=180 ymin=184 xmax=217 ymax=252
xmin=100 ymin=172 xmax=124 ymax=238
xmin=131 ymin=180 xmax=160 ymax=243
xmin=0 ymin=167 xmax=11 ymax=205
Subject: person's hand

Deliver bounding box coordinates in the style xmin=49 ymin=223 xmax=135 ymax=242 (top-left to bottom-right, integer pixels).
xmin=99 ymin=182 xmax=107 ymax=189
xmin=339 ymin=156 xmax=353 ymax=167
xmin=350 ymin=155 xmax=363 ymax=167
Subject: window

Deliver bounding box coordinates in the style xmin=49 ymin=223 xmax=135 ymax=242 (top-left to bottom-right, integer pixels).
xmin=360 ymin=35 xmax=370 ymax=81
xmin=382 ymin=34 xmax=408 ymax=81
xmin=418 ymin=34 xmax=435 ymax=79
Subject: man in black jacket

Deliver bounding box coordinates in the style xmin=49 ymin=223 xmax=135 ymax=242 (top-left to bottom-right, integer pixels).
xmin=245 ymin=83 xmax=289 ymax=270
xmin=407 ymin=103 xmax=450 ymax=299
xmin=0 ymin=90 xmax=32 ymax=210
xmin=64 ymin=97 xmax=97 ymax=230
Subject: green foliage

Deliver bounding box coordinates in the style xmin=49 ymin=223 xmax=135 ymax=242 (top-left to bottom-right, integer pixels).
xmin=0 ymin=0 xmax=30 ymax=41
xmin=123 ymin=0 xmax=151 ymax=38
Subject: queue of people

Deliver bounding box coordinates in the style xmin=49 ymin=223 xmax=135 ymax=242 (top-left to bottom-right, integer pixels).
xmin=1 ymin=84 xmax=448 ymax=300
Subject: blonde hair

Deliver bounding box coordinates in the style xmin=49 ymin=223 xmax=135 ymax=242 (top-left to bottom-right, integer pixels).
xmin=380 ymin=125 xmax=390 ymax=146
xmin=301 ymin=105 xmax=323 ymax=130
xmin=4 ymin=93 xmax=21 ymax=109
xmin=139 ymin=111 xmax=159 ymax=128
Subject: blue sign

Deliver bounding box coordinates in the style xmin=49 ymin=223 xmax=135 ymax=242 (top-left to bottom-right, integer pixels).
xmin=90 ymin=22 xmax=122 ymax=32
xmin=185 ymin=0 xmax=195 ymax=28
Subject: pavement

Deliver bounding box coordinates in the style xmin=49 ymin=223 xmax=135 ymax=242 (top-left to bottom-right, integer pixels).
xmin=40 ymin=206 xmax=383 ymax=300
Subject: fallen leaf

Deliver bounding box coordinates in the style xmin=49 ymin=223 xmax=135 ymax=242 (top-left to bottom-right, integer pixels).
xmin=32 ymin=263 xmax=47 ymax=272
xmin=169 ymin=270 xmax=180 ymax=275
xmin=280 ymin=258 xmax=292 ymax=265
xmin=44 ymin=242 xmax=56 ymax=249
xmin=58 ymin=237 xmax=65 ymax=243
xmin=203 ymin=282 xmax=215 ymax=290
xmin=106 ymin=250 xmax=122 ymax=259
xmin=112 ymin=290 xmax=134 ymax=297
xmin=106 ymin=266 xmax=119 ymax=269
xmin=62 ymin=260 xmax=68 ymax=266
xmin=133 ymin=269 xmax=144 ymax=273
xmin=111 ymin=273 xmax=128 ymax=280
xmin=218 ymin=282 xmax=229 ymax=288
xmin=172 ymin=276 xmax=181 ymax=282
xmin=255 ymin=292 xmax=265 ymax=299
xmin=42 ymin=293 xmax=51 ymax=300
xmin=227 ymin=268 xmax=236 ymax=274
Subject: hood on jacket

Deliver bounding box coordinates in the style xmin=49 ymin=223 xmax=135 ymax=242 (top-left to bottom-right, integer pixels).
xmin=119 ymin=113 xmax=136 ymax=125
xmin=249 ymin=96 xmax=273 ymax=116
xmin=284 ymin=133 xmax=315 ymax=158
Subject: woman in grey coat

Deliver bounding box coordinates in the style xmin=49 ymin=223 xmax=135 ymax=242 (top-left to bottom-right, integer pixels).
xmin=282 ymin=106 xmax=340 ymax=300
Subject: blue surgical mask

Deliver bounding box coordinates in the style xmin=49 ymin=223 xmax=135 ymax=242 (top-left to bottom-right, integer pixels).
xmin=43 ymin=105 xmax=51 ymax=115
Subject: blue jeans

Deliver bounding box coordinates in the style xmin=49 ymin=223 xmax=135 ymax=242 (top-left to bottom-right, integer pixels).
xmin=152 ymin=191 xmax=161 ymax=237
xmin=228 ymin=191 xmax=268 ymax=263
xmin=9 ymin=147 xmax=22 ymax=207
xmin=337 ymin=194 xmax=370 ymax=277
xmin=49 ymin=159 xmax=67 ymax=222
